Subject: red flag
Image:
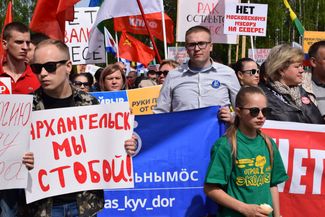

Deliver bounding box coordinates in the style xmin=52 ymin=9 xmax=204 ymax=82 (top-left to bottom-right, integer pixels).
xmin=118 ymin=32 xmax=155 ymax=67
xmin=30 ymin=0 xmax=80 ymax=41
xmin=114 ymin=12 xmax=174 ymax=44
xmin=4 ymin=0 xmax=13 ymax=25
xmin=0 ymin=0 xmax=13 ymax=59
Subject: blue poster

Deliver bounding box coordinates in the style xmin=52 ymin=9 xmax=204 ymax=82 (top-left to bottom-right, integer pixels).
xmin=98 ymin=106 xmax=225 ymax=217
xmin=91 ymin=91 xmax=128 ymax=104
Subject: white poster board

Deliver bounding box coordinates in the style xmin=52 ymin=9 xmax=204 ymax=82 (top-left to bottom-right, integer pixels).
xmin=65 ymin=7 xmax=105 ymax=65
xmin=176 ymin=0 xmax=238 ymax=44
xmin=224 ymin=3 xmax=268 ymax=36
xmin=167 ymin=47 xmax=189 ymax=64
xmin=0 ymin=95 xmax=33 ymax=189
xmin=26 ymin=103 xmax=134 ymax=203
xmin=248 ymin=48 xmax=271 ymax=66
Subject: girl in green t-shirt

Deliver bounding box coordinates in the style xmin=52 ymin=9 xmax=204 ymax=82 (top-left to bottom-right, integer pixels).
xmin=205 ymin=86 xmax=288 ymax=217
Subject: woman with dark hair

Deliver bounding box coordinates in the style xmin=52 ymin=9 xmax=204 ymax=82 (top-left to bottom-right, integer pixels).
xmin=70 ymin=72 xmax=94 ymax=92
xmin=99 ymin=63 xmax=127 ymax=91
xmin=234 ymin=58 xmax=260 ymax=86
xmin=260 ymin=44 xmax=324 ymax=124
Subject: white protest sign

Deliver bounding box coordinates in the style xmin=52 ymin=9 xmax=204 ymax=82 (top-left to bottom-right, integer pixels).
xmin=65 ymin=7 xmax=105 ymax=65
xmin=0 ymin=95 xmax=33 ymax=190
xmin=86 ymin=64 xmax=101 ymax=76
xmin=167 ymin=47 xmax=189 ymax=64
xmin=224 ymin=3 xmax=268 ymax=36
xmin=0 ymin=78 xmax=12 ymax=94
xmin=26 ymin=102 xmax=134 ymax=203
xmin=176 ymin=0 xmax=238 ymax=44
xmin=248 ymin=48 xmax=271 ymax=66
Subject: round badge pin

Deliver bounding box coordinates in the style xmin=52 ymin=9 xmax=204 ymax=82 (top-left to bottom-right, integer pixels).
xmin=301 ymin=96 xmax=310 ymax=105
xmin=211 ymin=80 xmax=221 ymax=89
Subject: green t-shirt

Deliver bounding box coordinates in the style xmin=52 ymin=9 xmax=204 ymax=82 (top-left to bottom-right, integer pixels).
xmin=205 ymin=130 xmax=288 ymax=217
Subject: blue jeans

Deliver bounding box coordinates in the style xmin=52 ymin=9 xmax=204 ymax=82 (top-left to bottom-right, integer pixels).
xmin=0 ymin=189 xmax=23 ymax=217
xmin=51 ymin=202 xmax=79 ymax=217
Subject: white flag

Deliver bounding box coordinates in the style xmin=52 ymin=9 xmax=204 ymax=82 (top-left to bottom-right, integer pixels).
xmin=88 ymin=0 xmax=163 ymax=53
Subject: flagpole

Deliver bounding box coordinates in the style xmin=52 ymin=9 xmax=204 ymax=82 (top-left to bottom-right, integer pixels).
xmin=136 ymin=0 xmax=162 ymax=64
xmin=246 ymin=0 xmax=255 ymax=61
xmin=160 ymin=0 xmax=167 ymax=59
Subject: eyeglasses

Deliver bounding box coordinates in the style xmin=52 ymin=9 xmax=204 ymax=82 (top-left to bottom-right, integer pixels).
xmin=185 ymin=41 xmax=211 ymax=50
xmin=239 ymin=107 xmax=272 ymax=117
xmin=157 ymin=70 xmax=169 ymax=77
xmin=73 ymin=81 xmax=90 ymax=87
xmin=30 ymin=60 xmax=68 ymax=74
xmin=241 ymin=69 xmax=260 ymax=75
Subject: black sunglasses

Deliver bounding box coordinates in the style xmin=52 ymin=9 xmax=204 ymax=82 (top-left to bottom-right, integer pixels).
xmin=241 ymin=69 xmax=260 ymax=75
xmin=157 ymin=70 xmax=169 ymax=76
xmin=240 ymin=107 xmax=272 ymax=117
xmin=73 ymin=81 xmax=90 ymax=87
xmin=30 ymin=60 xmax=68 ymax=74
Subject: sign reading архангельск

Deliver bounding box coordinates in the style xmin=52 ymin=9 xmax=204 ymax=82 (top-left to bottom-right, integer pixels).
xmin=25 ymin=102 xmax=134 ymax=203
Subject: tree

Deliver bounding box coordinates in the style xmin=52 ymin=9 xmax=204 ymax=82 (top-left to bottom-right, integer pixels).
xmin=0 ymin=0 xmax=36 ymax=29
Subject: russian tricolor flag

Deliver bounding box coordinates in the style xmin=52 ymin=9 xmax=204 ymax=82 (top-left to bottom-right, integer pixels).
xmin=104 ymin=27 xmax=117 ymax=55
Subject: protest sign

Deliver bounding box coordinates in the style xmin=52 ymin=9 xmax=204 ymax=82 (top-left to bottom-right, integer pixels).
xmin=303 ymin=31 xmax=325 ymax=53
xmin=224 ymin=3 xmax=268 ymax=36
xmin=65 ymin=7 xmax=105 ymax=64
xmin=26 ymin=103 xmax=134 ymax=203
xmin=127 ymin=85 xmax=161 ymax=115
xmin=262 ymin=121 xmax=325 ymax=217
xmin=0 ymin=77 xmax=12 ymax=94
xmin=91 ymin=86 xmax=161 ymax=115
xmin=86 ymin=64 xmax=102 ymax=76
xmin=98 ymin=106 xmax=223 ymax=216
xmin=248 ymin=48 xmax=270 ymax=66
xmin=0 ymin=95 xmax=33 ymax=189
xmin=98 ymin=110 xmax=325 ymax=216
xmin=167 ymin=47 xmax=189 ymax=64
xmin=91 ymin=91 xmax=128 ymax=104
xmin=177 ymin=0 xmax=238 ymax=44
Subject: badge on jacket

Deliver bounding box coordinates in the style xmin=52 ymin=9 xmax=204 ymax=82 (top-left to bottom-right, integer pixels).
xmin=211 ymin=80 xmax=220 ymax=89
xmin=301 ymin=96 xmax=311 ymax=104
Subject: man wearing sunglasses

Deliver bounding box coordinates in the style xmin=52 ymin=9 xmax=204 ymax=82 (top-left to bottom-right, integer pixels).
xmin=154 ymin=26 xmax=240 ymax=123
xmin=0 ymin=22 xmax=40 ymax=94
xmin=28 ymin=39 xmax=137 ymax=216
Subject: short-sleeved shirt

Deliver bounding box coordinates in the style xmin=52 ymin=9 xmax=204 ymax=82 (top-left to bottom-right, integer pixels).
xmin=0 ymin=64 xmax=40 ymax=94
xmin=205 ymin=130 xmax=288 ymax=217
xmin=154 ymin=60 xmax=240 ymax=113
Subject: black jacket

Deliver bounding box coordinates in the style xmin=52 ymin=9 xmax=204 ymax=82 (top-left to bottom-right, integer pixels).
xmin=260 ymin=83 xmax=325 ymax=124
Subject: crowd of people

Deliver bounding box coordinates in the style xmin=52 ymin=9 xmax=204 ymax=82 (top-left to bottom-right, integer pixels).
xmin=0 ymin=21 xmax=325 ymax=217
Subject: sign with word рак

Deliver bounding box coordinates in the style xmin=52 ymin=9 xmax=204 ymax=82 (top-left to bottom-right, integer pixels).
xmin=177 ymin=0 xmax=239 ymax=44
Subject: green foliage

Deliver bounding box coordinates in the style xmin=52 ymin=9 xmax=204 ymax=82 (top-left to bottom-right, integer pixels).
xmin=0 ymin=0 xmax=36 ymax=29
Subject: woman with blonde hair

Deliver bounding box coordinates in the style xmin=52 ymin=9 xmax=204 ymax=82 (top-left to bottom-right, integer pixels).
xmin=260 ymin=44 xmax=324 ymax=124
xmin=99 ymin=63 xmax=128 ymax=91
